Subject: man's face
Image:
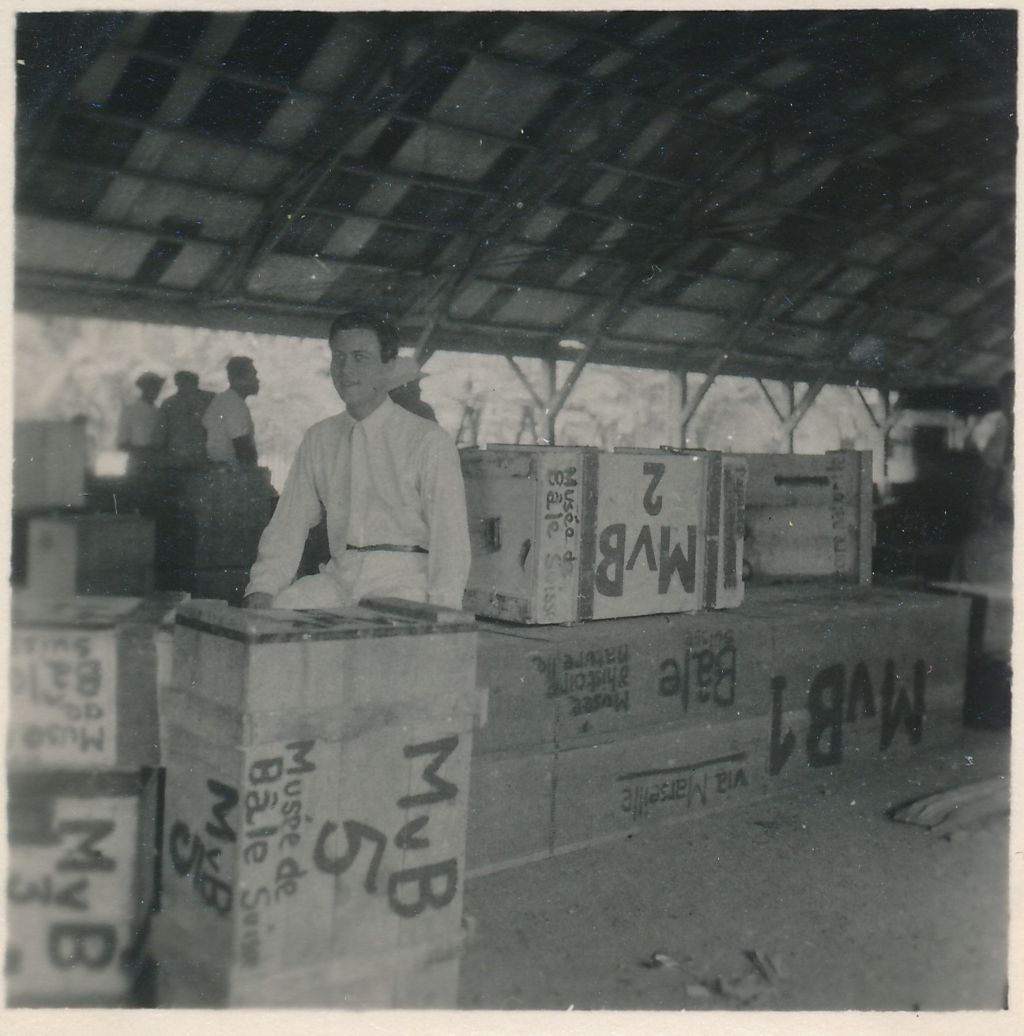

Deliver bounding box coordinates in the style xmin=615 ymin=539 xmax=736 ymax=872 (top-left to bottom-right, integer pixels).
xmin=233 ymin=363 xmax=260 ymax=398
xmin=329 ymin=328 xmax=394 ymax=411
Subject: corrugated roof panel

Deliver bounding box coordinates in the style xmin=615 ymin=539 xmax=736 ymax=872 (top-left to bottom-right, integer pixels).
xmin=827 ymin=265 xmax=878 ymax=296
xmin=323 ymin=217 xmax=385 ymax=258
xmin=906 ymin=313 xmax=951 ymax=340
xmin=154 ymin=66 xmax=213 ymax=124
xmin=17 ymin=216 xmax=154 ymax=280
xmin=845 ymin=233 xmax=901 ymax=264
xmin=246 ymin=253 xmax=345 ymax=301
xmin=449 ymin=280 xmax=501 ymax=318
xmin=70 ymin=50 xmax=129 ymax=105
xmin=158 ymin=239 xmax=225 ymax=289
xmin=755 ymin=57 xmax=812 ymax=89
xmin=713 ymin=245 xmax=788 ymax=279
xmin=390 ymin=125 xmax=506 ymax=182
xmin=617 ymin=305 xmax=727 ymax=342
xmin=94 ymin=171 xmax=263 ymax=239
xmin=298 ymin=17 xmax=367 ymax=93
xmin=258 ymin=93 xmax=323 ymax=149
xmin=494 ymin=286 xmax=584 ymax=327
xmin=771 ymin=158 xmax=843 ymax=205
xmin=519 ymin=205 xmax=567 ymax=243
xmin=792 ymin=294 xmax=848 ymax=325
xmin=430 ymin=56 xmax=559 ymax=136
xmin=677 ymin=276 xmax=757 ymax=311
xmin=586 ymin=48 xmax=632 ymax=77
xmin=192 ymin=14 xmax=247 ymax=66
xmin=342 ymin=116 xmax=391 ymax=160
xmin=494 ymin=22 xmax=576 ymax=63
xmin=940 ymin=287 xmax=985 ymax=317
xmin=354 ymin=179 xmax=412 ymax=217
xmin=229 ymin=150 xmax=290 ymax=193
xmin=622 ymin=113 xmax=676 ymax=165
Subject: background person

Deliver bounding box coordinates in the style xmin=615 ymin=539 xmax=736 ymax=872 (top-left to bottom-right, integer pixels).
xmin=160 ymin=369 xmax=214 ymax=468
xmin=203 ymin=356 xmax=260 ymax=466
xmin=117 ymin=370 xmax=165 ymax=475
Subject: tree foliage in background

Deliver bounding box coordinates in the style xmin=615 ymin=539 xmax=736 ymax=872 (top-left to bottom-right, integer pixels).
xmin=15 ymin=314 xmax=888 ymax=490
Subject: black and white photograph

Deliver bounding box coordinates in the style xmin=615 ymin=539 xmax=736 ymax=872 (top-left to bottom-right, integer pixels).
xmin=4 ymin=2 xmax=1019 ymax=1022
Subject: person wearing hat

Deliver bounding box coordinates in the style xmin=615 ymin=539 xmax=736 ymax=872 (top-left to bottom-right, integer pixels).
xmin=203 ymin=356 xmax=261 ymax=466
xmin=388 ymin=356 xmax=437 ymax=422
xmin=244 ymin=311 xmax=469 ymax=611
xmin=117 ymin=370 xmax=165 ymax=475
xmin=160 ymin=370 xmax=215 ymax=468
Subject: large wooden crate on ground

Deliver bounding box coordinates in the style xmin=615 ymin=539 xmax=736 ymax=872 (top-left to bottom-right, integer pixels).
xmin=466 ymin=585 xmax=969 ymax=875
xmin=25 ymin=513 xmax=155 ymax=598
xmin=13 ymin=420 xmax=87 ymax=511
xmin=5 ymin=768 xmax=161 ymax=1006
xmin=740 ymin=450 xmax=873 ymax=584
xmin=153 ymin=598 xmax=481 ymax=1008
xmin=462 ymin=445 xmax=743 ymax=624
xmin=8 ymin=594 xmax=182 ymax=771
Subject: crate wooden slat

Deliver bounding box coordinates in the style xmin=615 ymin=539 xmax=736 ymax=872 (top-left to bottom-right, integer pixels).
xmin=466 ymin=586 xmax=970 ymax=876
xmin=5 ymin=769 xmax=161 ymax=1007
xmin=26 ymin=514 xmax=156 ymax=599
xmin=462 ymin=446 xmax=733 ymax=623
xmin=8 ymin=594 xmax=183 ymax=771
xmin=13 ymin=420 xmax=87 ymax=511
xmin=153 ymin=598 xmax=481 ymax=1008
xmin=740 ymin=450 xmax=873 ymax=584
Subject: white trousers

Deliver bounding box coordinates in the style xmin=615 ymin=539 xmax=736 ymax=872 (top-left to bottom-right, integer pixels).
xmin=271 ymin=550 xmax=429 ymax=610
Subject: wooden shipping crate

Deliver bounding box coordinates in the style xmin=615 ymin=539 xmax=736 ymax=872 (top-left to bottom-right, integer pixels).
xmin=740 ymin=450 xmax=873 ymax=584
xmin=462 ymin=446 xmax=721 ymax=624
xmin=467 ymin=586 xmax=970 ymax=875
xmin=13 ymin=420 xmax=87 ymax=511
xmin=5 ymin=769 xmax=161 ymax=1007
xmin=153 ymin=598 xmax=480 ymax=1008
xmin=26 ymin=513 xmax=155 ymax=599
xmin=8 ymin=594 xmax=182 ymax=771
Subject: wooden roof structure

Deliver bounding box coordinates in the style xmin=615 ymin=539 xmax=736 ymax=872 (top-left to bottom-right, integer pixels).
xmin=15 ymin=9 xmax=1017 ymax=390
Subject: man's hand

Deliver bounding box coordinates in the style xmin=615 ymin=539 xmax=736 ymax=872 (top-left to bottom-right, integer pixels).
xmin=244 ymin=592 xmax=274 ymax=609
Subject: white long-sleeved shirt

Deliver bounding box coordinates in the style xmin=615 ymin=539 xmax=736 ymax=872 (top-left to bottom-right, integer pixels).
xmin=246 ymin=398 xmax=471 ymax=609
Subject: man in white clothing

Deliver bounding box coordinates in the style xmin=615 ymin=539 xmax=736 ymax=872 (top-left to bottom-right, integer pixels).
xmin=244 ymin=312 xmax=470 ymax=611
xmin=203 ymin=356 xmax=260 ymax=465
xmin=117 ymin=370 xmax=165 ymax=475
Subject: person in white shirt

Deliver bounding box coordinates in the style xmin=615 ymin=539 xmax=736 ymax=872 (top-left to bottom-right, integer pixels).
xmin=117 ymin=371 xmax=165 ymax=475
xmin=244 ymin=312 xmax=470 ymax=611
xmin=203 ymin=356 xmax=260 ymax=466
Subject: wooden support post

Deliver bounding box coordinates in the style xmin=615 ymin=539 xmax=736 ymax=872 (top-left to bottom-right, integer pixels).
xmin=680 ymin=354 xmax=727 ymax=448
xmin=756 ymin=379 xmax=785 ymax=423
xmin=854 ymin=385 xmax=881 ymax=429
xmin=667 ymin=369 xmax=687 ymax=448
xmin=505 ymin=356 xmax=546 ymax=411
xmin=777 ymin=376 xmax=827 ymax=449
xmin=544 ymin=345 xmax=592 ymax=438
xmin=412 ymin=319 xmax=438 ymax=364
xmin=786 ymin=382 xmax=796 ymax=453
xmin=542 ymin=355 xmax=557 ymax=445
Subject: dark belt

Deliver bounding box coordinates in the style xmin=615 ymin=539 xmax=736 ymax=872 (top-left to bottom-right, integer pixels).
xmin=346 ymin=543 xmax=428 ymax=554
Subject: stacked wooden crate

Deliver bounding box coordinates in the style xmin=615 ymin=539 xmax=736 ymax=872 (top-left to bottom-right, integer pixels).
xmin=158 ymin=468 xmax=277 ymax=604
xmin=11 ymin=420 xmax=89 ymax=586
xmin=153 ymin=598 xmax=481 ymax=1008
xmin=466 ymin=584 xmax=971 ymax=875
xmin=739 ymin=450 xmax=873 ymax=584
xmin=25 ymin=513 xmax=156 ymax=598
xmin=6 ymin=594 xmax=181 ymax=1006
xmin=461 ymin=445 xmax=747 ymax=623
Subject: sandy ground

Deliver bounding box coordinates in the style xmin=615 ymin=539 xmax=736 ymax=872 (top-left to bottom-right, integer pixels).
xmin=459 ymin=727 xmax=1010 ymax=1011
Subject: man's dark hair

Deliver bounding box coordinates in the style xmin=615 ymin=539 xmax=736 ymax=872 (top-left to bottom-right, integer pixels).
xmin=328 ymin=311 xmax=399 ymax=364
xmin=226 ymin=356 xmax=254 ymax=382
xmin=175 ymin=370 xmax=200 ymax=388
